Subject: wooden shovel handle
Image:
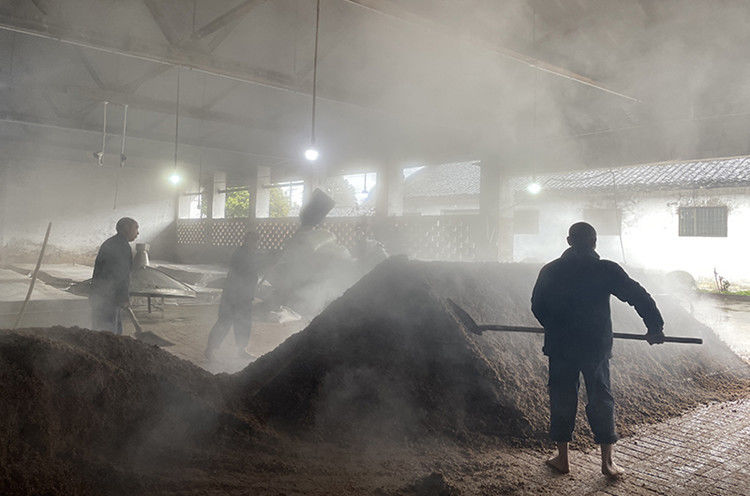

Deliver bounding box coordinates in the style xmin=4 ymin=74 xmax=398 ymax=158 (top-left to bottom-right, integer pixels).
xmin=477 ymin=325 xmax=702 ymax=344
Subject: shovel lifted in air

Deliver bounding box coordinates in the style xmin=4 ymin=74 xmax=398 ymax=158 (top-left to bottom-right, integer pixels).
xmin=447 ymin=298 xmax=702 ymax=345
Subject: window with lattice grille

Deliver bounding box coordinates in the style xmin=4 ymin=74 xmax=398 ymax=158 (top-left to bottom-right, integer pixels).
xmin=678 ymin=206 xmax=727 ymax=237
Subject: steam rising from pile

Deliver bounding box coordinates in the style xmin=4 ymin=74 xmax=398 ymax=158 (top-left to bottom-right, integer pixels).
xmin=233 ymin=258 xmax=750 ymax=441
xmin=1 ymin=258 xmax=748 ymax=494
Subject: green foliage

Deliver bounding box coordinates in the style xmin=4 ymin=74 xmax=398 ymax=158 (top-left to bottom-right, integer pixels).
xmin=269 ymin=187 xmax=291 ymax=218
xmin=225 ymin=190 xmax=250 ymax=218
xmin=324 ymin=176 xmax=358 ymax=207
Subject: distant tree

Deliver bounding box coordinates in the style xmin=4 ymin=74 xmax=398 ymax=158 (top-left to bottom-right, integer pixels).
xmin=323 ymin=176 xmax=358 ymax=207
xmin=225 ymin=190 xmax=250 ymax=218
xmin=270 ymin=187 xmax=291 ymax=218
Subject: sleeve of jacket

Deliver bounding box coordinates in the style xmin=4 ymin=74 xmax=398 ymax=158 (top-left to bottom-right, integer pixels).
xmin=607 ymin=262 xmax=664 ymax=332
xmin=113 ymin=243 xmax=132 ymax=305
xmin=531 ymin=266 xmax=551 ymax=328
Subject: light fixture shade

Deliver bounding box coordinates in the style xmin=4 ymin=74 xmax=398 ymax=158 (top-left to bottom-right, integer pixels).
xmin=526 ymin=181 xmax=542 ymax=194
xmin=169 ymin=172 xmax=181 ymax=185
xmin=304 ymin=148 xmax=320 ymax=161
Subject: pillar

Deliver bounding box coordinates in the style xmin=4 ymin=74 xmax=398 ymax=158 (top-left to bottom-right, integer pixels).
xmin=245 ymin=165 xmax=258 ymax=222
xmin=375 ymin=165 xmax=391 ymax=218
xmin=375 ymin=163 xmax=401 ymax=217
xmin=0 ymin=159 xmax=6 ymax=258
xmin=387 ymin=165 xmax=404 ymax=216
xmin=479 ymin=161 xmax=513 ymax=261
xmin=211 ymin=171 xmax=226 ymax=219
xmin=255 ymin=166 xmax=271 ymax=218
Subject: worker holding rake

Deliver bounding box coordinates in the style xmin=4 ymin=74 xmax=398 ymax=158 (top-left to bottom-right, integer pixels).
xmin=531 ymin=222 xmax=665 ymax=477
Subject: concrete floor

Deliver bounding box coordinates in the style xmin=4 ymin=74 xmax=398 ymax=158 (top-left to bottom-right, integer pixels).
xmin=693 ymin=297 xmax=750 ymax=363
xmin=130 ymin=302 xmax=306 ymax=374
xmin=503 ymin=399 xmax=749 ymax=496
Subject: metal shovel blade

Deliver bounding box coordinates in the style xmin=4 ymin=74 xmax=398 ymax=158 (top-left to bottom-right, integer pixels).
xmin=447 ymin=298 xmax=483 ymax=335
xmin=123 ymin=307 xmax=175 ymax=347
xmin=134 ymin=331 xmax=175 ymax=347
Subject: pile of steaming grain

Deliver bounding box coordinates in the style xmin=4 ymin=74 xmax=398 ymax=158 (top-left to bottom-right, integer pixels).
xmin=1 ymin=258 xmax=748 ymax=493
xmin=233 ymin=257 xmax=750 ymax=442
xmin=0 ymin=328 xmax=266 ymax=495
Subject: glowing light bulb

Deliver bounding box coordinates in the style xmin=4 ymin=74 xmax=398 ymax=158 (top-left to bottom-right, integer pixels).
xmin=169 ymin=172 xmax=181 ymax=185
xmin=526 ymin=181 xmax=542 ymax=195
xmin=304 ymin=147 xmax=319 ymax=161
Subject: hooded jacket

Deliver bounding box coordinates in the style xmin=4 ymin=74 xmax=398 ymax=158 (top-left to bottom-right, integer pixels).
xmin=531 ymin=247 xmax=663 ymax=361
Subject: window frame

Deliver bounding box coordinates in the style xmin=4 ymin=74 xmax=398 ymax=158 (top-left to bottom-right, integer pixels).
xmin=678 ymin=206 xmax=727 ymax=237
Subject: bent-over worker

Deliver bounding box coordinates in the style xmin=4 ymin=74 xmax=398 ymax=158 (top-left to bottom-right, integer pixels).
xmin=531 ymin=222 xmax=665 ymax=477
xmin=205 ymin=231 xmax=259 ymax=361
xmin=90 ymin=217 xmax=138 ymax=334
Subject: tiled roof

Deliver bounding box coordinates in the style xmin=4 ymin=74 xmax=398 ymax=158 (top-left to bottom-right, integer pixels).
xmin=522 ymin=156 xmax=750 ymax=193
xmin=403 ymin=161 xmax=480 ymax=198
xmin=404 ymin=156 xmax=750 ymax=198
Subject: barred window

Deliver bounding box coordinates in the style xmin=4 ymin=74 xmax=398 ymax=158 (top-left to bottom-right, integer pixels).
xmin=583 ymin=208 xmax=621 ymax=235
xmin=679 ymin=206 xmax=727 ymax=237
xmin=513 ymin=209 xmax=539 ymax=234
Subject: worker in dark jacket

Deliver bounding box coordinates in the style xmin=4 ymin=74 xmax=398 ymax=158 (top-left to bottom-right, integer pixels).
xmin=205 ymin=231 xmax=259 ymax=361
xmin=531 ymin=222 xmax=665 ymax=477
xmin=90 ymin=217 xmax=138 ymax=334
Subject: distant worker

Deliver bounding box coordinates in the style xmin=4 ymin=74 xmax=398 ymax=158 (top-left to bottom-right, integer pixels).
xmin=352 ymin=226 xmax=388 ymax=271
xmin=531 ymin=222 xmax=665 ymax=477
xmin=205 ymin=231 xmax=259 ymax=361
xmin=90 ymin=217 xmax=139 ymax=334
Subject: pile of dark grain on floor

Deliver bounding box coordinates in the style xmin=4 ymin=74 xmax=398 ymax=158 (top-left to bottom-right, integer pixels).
xmin=234 ymin=257 xmax=750 ymax=443
xmin=0 ymin=327 xmax=271 ymax=495
xmin=1 ymin=257 xmax=748 ymax=495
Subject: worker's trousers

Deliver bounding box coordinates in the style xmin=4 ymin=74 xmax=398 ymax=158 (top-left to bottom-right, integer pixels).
xmin=548 ymin=356 xmax=617 ymax=445
xmin=206 ymin=301 xmax=252 ymax=353
xmin=90 ymin=300 xmax=123 ymax=335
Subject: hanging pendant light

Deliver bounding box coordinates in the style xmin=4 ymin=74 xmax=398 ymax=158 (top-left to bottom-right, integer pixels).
xmin=305 ymin=0 xmax=321 ymax=162
xmin=170 ymin=67 xmax=182 ymax=185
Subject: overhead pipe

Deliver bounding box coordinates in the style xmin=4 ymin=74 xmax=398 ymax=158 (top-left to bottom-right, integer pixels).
xmin=93 ymin=100 xmax=108 ymax=166
xmin=119 ymin=103 xmax=128 ymax=167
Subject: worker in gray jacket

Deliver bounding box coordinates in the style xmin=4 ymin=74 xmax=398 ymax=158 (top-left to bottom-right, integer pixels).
xmin=90 ymin=217 xmax=138 ymax=334
xmin=205 ymin=231 xmax=259 ymax=361
xmin=531 ymin=222 xmax=665 ymax=477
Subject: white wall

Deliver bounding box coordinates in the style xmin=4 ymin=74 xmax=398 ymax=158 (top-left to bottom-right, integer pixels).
xmin=1 ymin=156 xmax=176 ymax=262
xmin=513 ymin=187 xmax=750 ymax=284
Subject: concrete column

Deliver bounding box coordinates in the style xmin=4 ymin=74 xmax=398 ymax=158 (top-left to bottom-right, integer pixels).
xmin=178 ymin=193 xmax=192 ymax=219
xmin=177 ymin=175 xmax=199 ymax=218
xmin=212 ymin=171 xmax=226 ymax=219
xmin=255 ymin=166 xmax=271 ymax=218
xmin=387 ymin=166 xmax=404 ymax=216
xmin=497 ymin=178 xmax=514 ymax=262
xmin=375 ymin=164 xmax=404 ymax=217
xmin=374 ymin=164 xmax=390 ymax=217
xmin=479 ymin=161 xmax=513 ymax=261
xmin=303 ymin=175 xmax=317 ymax=205
xmin=246 ymin=165 xmax=258 ymax=222
xmin=0 ymin=159 xmax=6 ymax=257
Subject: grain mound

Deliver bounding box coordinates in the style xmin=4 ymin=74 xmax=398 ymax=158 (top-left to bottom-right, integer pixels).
xmin=0 ymin=327 xmax=265 ymax=495
xmin=233 ymin=258 xmax=750 ymax=442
